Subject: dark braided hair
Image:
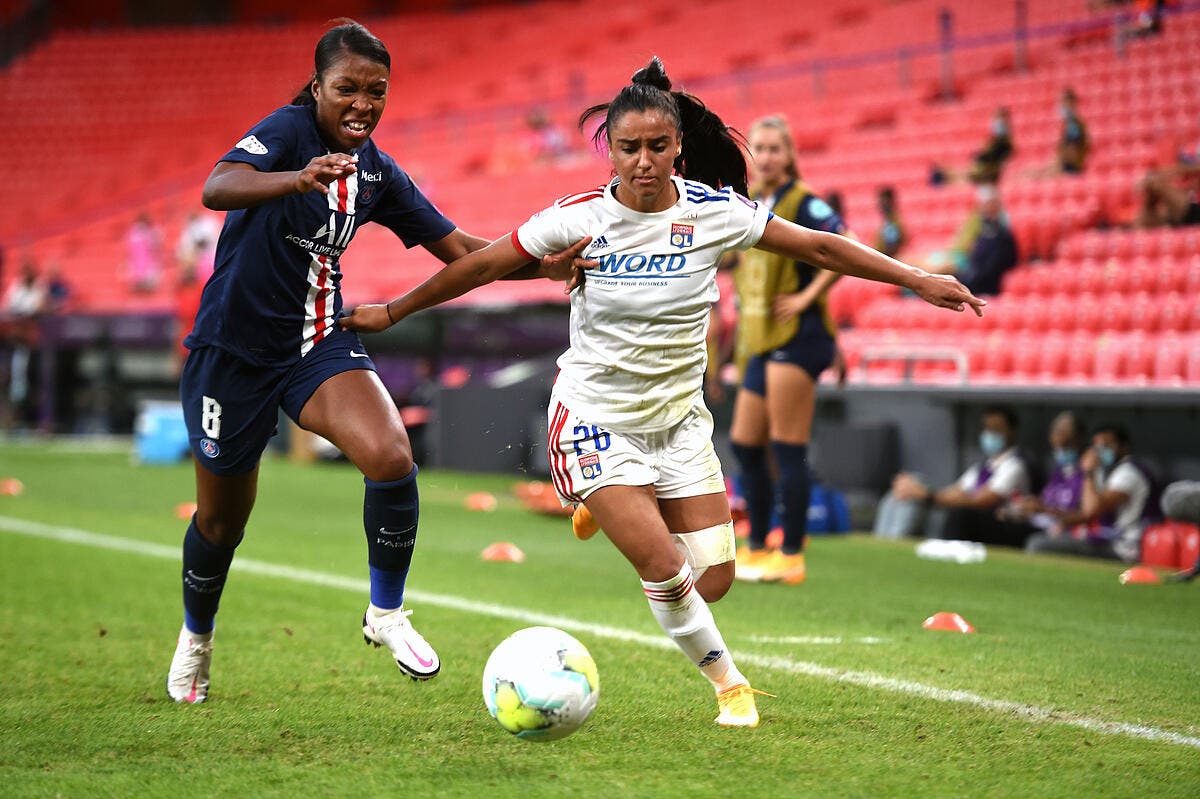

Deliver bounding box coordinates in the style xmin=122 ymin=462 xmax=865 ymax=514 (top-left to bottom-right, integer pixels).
xmin=291 ymin=19 xmax=391 ymax=106
xmin=580 ymin=57 xmax=748 ymax=195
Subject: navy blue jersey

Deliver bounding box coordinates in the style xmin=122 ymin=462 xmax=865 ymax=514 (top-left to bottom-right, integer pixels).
xmin=186 ymin=104 xmax=456 ymax=366
xmin=769 ymin=180 xmax=846 ymax=292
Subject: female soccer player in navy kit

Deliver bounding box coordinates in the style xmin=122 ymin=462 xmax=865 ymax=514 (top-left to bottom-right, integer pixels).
xmin=167 ymin=20 xmax=584 ymax=703
xmin=731 ymin=116 xmax=848 ymax=586
xmin=343 ymin=58 xmax=985 ymax=727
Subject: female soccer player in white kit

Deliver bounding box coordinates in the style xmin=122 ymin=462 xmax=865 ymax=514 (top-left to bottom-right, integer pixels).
xmin=343 ymin=58 xmax=985 ymax=727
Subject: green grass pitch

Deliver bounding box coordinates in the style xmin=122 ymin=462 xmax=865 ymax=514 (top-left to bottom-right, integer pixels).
xmin=1 ymin=442 xmax=1198 ymax=797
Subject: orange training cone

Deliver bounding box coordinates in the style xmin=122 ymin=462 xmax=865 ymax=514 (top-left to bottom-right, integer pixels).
xmin=465 ymin=492 xmax=498 ymax=512
xmin=922 ymin=611 xmax=977 ymax=633
xmin=1118 ymin=566 xmax=1162 ymax=585
xmin=480 ymin=542 xmax=525 ymax=563
xmin=0 ymin=478 xmax=25 ymax=496
xmin=175 ymin=502 xmax=198 ymax=519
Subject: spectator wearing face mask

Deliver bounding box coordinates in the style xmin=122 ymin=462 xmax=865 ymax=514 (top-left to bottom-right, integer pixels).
xmin=923 ymin=183 xmax=1017 ymax=297
xmin=1026 ymin=424 xmax=1159 ymax=562
xmin=874 ymin=406 xmax=1031 ymax=545
xmin=1002 ymin=411 xmax=1086 ymax=534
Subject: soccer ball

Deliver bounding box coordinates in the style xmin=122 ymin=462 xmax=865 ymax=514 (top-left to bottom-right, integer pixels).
xmin=481 ymin=626 xmax=599 ymax=741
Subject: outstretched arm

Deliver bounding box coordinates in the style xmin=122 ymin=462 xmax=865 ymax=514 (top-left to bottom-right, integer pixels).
xmin=340 ymin=236 xmax=594 ymax=333
xmin=422 ymin=228 xmax=598 ymax=282
xmin=756 ymin=217 xmax=987 ymax=315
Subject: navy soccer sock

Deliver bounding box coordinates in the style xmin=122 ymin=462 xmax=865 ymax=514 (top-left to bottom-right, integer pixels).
xmin=731 ymin=442 xmax=773 ymax=551
xmin=771 ymin=441 xmax=811 ymax=555
xmin=364 ymin=466 xmax=420 ymax=610
xmin=182 ymin=516 xmax=240 ymax=635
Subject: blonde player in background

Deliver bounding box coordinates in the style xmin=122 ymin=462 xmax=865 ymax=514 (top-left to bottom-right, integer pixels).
xmin=729 ymin=115 xmax=850 ymax=586
xmin=342 ymin=57 xmax=985 ymax=727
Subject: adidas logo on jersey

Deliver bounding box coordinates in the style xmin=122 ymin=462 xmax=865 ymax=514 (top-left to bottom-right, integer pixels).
xmin=590 ymin=236 xmax=612 ymax=250
xmin=235 ymin=135 xmax=268 ymax=155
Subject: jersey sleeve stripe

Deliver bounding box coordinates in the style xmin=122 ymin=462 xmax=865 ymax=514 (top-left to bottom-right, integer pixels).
xmin=510 ymin=230 xmax=536 ymax=262
xmin=558 ymin=189 xmax=604 ymax=208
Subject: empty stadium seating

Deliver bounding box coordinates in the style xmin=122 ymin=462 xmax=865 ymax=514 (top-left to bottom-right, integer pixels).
xmin=1 ymin=0 xmax=1198 ymax=388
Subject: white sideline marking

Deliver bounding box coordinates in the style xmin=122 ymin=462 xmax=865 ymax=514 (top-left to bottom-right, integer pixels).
xmin=749 ymin=635 xmax=888 ymax=645
xmin=2 ymin=514 xmax=1198 ymax=750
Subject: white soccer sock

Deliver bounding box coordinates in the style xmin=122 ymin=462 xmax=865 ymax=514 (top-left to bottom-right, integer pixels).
xmin=641 ymin=562 xmax=747 ymax=693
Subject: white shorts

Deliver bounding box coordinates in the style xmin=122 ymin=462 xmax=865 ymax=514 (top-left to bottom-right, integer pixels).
xmin=546 ymin=394 xmax=726 ymax=507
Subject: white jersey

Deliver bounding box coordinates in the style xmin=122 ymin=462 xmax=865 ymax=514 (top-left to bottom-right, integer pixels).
xmin=513 ymin=176 xmax=771 ymax=432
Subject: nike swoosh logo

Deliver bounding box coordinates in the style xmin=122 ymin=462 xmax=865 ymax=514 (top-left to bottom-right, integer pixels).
xmin=350 ymin=351 xmax=370 ymax=358
xmin=407 ymin=642 xmax=435 ymax=668
xmin=186 ymin=570 xmax=221 ymax=583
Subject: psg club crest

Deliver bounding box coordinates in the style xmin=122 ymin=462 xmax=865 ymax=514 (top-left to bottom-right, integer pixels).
xmin=670 ymin=223 xmax=694 ymax=249
xmin=200 ymin=438 xmax=220 ymax=458
xmin=579 ymin=453 xmax=602 ymax=480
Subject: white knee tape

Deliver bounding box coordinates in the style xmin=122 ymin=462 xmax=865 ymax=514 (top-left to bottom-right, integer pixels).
xmin=672 ymin=521 xmax=736 ymax=576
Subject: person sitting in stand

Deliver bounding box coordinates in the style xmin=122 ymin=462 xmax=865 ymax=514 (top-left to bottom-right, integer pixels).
xmin=1025 ymin=424 xmax=1158 ymax=562
xmin=969 ymin=107 xmax=1015 ymax=185
xmin=1003 ymin=411 xmax=1086 ymax=534
xmin=873 ymin=406 xmax=1031 ymax=546
xmin=874 ymin=185 xmax=906 ymax=259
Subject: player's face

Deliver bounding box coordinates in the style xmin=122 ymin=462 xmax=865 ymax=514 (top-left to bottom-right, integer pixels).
xmin=608 ymin=110 xmax=681 ymax=212
xmin=312 ymin=51 xmax=389 ymax=153
xmin=749 ymin=127 xmax=792 ymax=189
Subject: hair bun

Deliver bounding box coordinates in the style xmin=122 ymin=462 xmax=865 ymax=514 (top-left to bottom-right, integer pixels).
xmin=631 ymin=56 xmax=672 ymax=91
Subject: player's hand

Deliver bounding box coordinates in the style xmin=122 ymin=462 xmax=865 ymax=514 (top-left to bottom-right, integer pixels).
xmin=339 ymin=303 xmax=393 ymax=334
xmin=538 ymin=237 xmax=599 ymax=293
xmin=295 ymin=153 xmax=359 ymax=196
xmin=772 ymin=292 xmax=812 ymax=322
xmin=1079 ymin=446 xmax=1099 ymax=473
xmin=912 ymin=271 xmax=987 ymax=316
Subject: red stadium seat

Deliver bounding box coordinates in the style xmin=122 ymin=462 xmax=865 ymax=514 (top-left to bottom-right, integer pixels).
xmin=1178 ymin=523 xmax=1200 ymax=572
xmin=1074 ymin=259 xmax=1109 ymax=294
xmin=1001 ymin=266 xmax=1036 ymax=297
xmin=1155 ymin=259 xmax=1188 ymax=294
xmin=1099 ymin=292 xmax=1134 ymax=332
xmin=1074 ymin=293 xmax=1105 ymax=333
xmin=1063 ymin=334 xmax=1095 ymax=382
xmin=1030 ymin=334 xmax=1070 ymax=381
xmin=1042 ymin=293 xmax=1074 ymax=333
xmin=1158 ymin=292 xmax=1191 ymax=334
xmin=1126 ymin=291 xmax=1159 ymax=333
xmin=1151 ymin=335 xmax=1189 ymax=385
xmin=1121 ymin=334 xmax=1154 ymax=384
xmin=1140 ymin=523 xmax=1180 ymax=569
xmin=973 ymin=336 xmax=1014 ymax=383
xmin=1091 ymin=336 xmax=1125 ymax=384
xmin=1184 ymin=336 xmax=1200 ymax=383
xmin=1123 ymin=257 xmax=1158 ymax=296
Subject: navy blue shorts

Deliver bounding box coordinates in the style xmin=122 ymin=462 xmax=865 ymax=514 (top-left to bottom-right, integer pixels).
xmin=742 ymin=314 xmax=836 ymax=395
xmin=180 ymin=327 xmax=376 ymax=475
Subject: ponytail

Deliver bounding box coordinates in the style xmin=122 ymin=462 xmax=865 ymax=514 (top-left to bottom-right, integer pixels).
xmin=580 ymin=57 xmax=748 ymax=195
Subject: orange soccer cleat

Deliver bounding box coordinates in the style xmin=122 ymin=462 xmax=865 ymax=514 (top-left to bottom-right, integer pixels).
xmin=755 ymin=551 xmax=807 ymax=585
